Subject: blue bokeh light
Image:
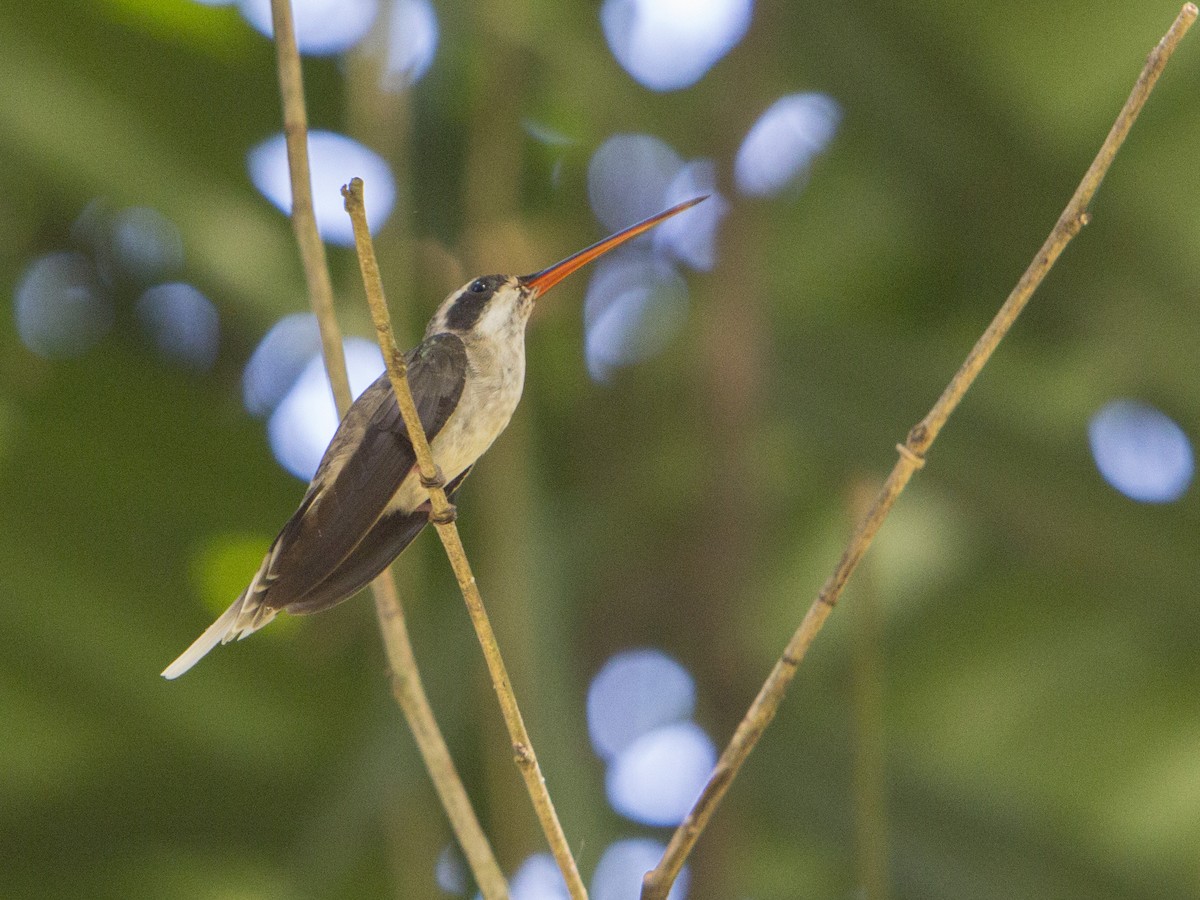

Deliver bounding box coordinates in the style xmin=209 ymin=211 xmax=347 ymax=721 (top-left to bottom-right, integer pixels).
xmin=435 ymin=843 xmax=468 ymax=895
xmin=242 ymin=313 xmax=324 ymax=418
xmin=507 ymin=854 xmax=569 ymax=900
xmin=734 ymin=92 xmax=841 ymax=198
xmin=587 ymin=648 xmax=696 ymax=760
xmin=381 ymin=0 xmax=439 ymax=90
xmin=654 ymin=159 xmax=727 ymax=272
xmin=589 ymin=134 xmax=683 ymax=234
xmin=591 ymin=839 xmax=689 ymax=900
xmin=584 ymin=249 xmax=689 ymax=382
xmin=237 ymin=0 xmax=378 ymax=55
xmin=247 ymin=130 xmax=396 ymax=246
xmin=606 ymin=721 xmax=716 ymax=827
xmin=136 ymin=282 xmax=220 ymax=371
xmin=1088 ymin=400 xmax=1193 ymax=503
xmin=601 ymin=0 xmax=753 ymax=92
xmin=112 ymin=206 xmax=184 ymax=281
xmin=14 ymin=252 xmax=113 ymax=359
xmin=267 ymin=338 xmax=384 ymax=480
xmin=588 ymin=134 xmax=725 ymax=272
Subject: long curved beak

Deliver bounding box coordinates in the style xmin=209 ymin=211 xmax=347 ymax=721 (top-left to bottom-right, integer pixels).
xmin=520 ymin=196 xmax=707 ymax=299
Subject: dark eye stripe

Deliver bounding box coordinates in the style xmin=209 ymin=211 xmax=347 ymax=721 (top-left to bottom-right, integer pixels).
xmin=446 ymin=277 xmax=497 ymax=331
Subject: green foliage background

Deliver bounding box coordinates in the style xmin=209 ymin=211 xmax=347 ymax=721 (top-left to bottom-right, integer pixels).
xmin=1 ymin=2 xmax=1198 ymax=898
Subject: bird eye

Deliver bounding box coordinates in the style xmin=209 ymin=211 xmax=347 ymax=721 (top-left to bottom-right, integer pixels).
xmin=469 ymin=278 xmax=488 ymax=293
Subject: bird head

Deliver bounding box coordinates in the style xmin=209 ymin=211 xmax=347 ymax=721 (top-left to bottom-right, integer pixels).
xmin=427 ymin=197 xmax=707 ymax=344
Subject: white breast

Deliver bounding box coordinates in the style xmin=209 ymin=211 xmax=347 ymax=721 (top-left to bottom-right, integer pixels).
xmin=385 ymin=333 xmax=526 ymax=514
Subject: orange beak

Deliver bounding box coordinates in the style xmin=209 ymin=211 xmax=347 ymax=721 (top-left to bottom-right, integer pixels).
xmin=521 ymin=196 xmax=708 ymax=298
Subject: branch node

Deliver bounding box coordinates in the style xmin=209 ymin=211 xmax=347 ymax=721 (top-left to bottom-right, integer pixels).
xmin=513 ymin=742 xmax=534 ymax=767
xmin=895 ymin=443 xmax=926 ymax=469
xmin=906 ymin=422 xmax=929 ymax=450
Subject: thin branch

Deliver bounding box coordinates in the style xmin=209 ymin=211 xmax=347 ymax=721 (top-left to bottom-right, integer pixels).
xmin=268 ymin=0 xmax=349 ymax=412
xmin=370 ymin=574 xmax=509 ymax=899
xmin=641 ymin=6 xmax=1198 ymax=898
xmin=342 ymin=178 xmax=589 ymax=900
xmin=268 ymin=2 xmax=507 ymax=897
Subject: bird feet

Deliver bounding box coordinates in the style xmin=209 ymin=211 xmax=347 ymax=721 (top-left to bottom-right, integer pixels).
xmin=419 ymin=467 xmax=446 ymax=490
xmin=419 ymin=467 xmax=457 ymax=524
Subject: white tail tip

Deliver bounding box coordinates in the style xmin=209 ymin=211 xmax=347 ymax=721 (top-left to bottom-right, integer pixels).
xmin=162 ymin=592 xmax=280 ymax=679
xmin=161 ymin=598 xmax=242 ymax=679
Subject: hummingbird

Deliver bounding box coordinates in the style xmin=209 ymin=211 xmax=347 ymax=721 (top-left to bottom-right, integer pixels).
xmin=162 ymin=197 xmax=705 ymax=679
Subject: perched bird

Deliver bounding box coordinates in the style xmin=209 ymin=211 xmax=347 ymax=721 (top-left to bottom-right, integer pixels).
xmin=162 ymin=198 xmax=705 ymax=678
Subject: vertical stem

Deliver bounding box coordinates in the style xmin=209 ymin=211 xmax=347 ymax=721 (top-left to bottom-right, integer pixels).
xmin=268 ymin=2 xmax=507 ymax=897
xmin=343 ymin=179 xmax=589 ymax=900
xmin=371 ymin=574 xmax=510 ymax=900
xmin=269 ymin=0 xmax=350 ymax=412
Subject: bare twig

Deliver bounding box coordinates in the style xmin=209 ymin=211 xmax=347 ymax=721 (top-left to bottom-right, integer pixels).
xmin=641 ymin=6 xmax=1198 ymax=898
xmin=342 ymin=178 xmax=588 ymax=900
xmin=268 ymin=0 xmax=349 ymax=412
xmin=370 ymin=575 xmax=509 ymax=900
xmin=268 ymin=3 xmax=507 ymax=897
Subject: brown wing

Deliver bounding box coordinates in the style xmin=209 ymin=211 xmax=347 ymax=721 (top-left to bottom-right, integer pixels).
xmin=282 ymin=465 xmax=474 ymax=615
xmin=256 ymin=333 xmax=469 ymax=611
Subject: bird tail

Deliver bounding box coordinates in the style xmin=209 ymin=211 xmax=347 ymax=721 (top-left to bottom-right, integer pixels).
xmin=161 ymin=573 xmax=278 ymax=680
